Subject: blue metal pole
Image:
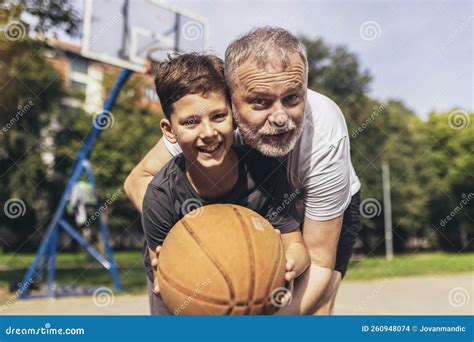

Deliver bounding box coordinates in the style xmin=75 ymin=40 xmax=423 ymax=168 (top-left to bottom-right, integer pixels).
xmin=19 ymin=69 xmax=132 ymax=298
xmin=47 ymin=227 xmax=58 ymax=297
xmin=58 ymin=219 xmax=111 ymax=269
xmin=83 ymin=161 xmax=123 ymax=291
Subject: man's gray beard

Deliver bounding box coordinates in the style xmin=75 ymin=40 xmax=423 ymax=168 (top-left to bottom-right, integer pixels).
xmin=234 ymin=114 xmax=304 ymax=157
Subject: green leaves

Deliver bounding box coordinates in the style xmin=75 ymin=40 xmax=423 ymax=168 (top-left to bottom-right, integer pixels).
xmin=303 ymin=36 xmax=472 ymax=252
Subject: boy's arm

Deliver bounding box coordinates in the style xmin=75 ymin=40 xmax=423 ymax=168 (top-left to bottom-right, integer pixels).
xmin=124 ymin=138 xmax=173 ymax=213
xmin=280 ymin=230 xmax=310 ymax=278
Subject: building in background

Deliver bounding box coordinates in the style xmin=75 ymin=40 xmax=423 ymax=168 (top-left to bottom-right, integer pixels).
xmin=35 ymin=38 xmax=162 ymax=178
xmin=44 ymin=38 xmax=161 ymax=115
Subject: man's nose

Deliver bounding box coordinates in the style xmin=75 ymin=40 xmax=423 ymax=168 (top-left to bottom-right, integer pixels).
xmin=268 ymin=108 xmax=289 ymax=129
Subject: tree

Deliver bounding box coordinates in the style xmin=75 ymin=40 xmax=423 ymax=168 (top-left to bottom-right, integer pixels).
xmin=0 ymin=0 xmax=79 ymax=251
xmin=425 ymin=110 xmax=473 ymax=251
xmin=55 ymin=71 xmax=162 ymax=249
xmin=302 ymin=37 xmax=436 ymax=253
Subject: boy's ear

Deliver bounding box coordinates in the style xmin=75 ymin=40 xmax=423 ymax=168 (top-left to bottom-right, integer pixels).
xmin=160 ymin=118 xmax=177 ymax=144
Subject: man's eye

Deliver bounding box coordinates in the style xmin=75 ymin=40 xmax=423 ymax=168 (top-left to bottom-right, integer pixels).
xmin=252 ymin=98 xmax=268 ymax=107
xmin=285 ymin=95 xmax=299 ymax=104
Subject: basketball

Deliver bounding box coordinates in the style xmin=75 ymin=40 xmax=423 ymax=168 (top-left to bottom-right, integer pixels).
xmin=157 ymin=204 xmax=287 ymax=315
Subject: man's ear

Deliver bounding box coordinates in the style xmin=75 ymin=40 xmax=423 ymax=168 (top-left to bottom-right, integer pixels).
xmin=160 ymin=118 xmax=177 ymax=144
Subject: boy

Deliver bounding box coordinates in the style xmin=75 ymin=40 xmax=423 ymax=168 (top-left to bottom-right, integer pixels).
xmin=142 ymin=53 xmax=309 ymax=315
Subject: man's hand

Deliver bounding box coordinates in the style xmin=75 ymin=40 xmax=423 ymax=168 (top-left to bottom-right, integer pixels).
xmin=278 ymin=257 xmax=295 ymax=308
xmin=284 ymin=257 xmax=296 ymax=283
xmin=276 ymin=215 xmax=342 ymax=315
xmin=274 ymin=229 xmax=297 ymax=283
xmin=273 ymin=228 xmax=298 ymax=308
xmin=124 ymin=138 xmax=173 ymax=212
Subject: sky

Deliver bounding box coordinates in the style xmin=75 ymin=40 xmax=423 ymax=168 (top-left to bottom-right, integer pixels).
xmin=72 ymin=0 xmax=473 ymax=119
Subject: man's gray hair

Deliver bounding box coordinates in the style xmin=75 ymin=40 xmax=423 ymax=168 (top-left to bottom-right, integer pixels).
xmin=224 ymin=26 xmax=308 ymax=89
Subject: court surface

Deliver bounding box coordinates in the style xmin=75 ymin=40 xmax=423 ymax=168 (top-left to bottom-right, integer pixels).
xmin=1 ymin=273 xmax=472 ymax=315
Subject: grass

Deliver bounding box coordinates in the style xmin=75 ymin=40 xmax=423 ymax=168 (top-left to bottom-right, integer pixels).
xmin=0 ymin=251 xmax=146 ymax=296
xmin=345 ymin=252 xmax=473 ymax=281
xmin=0 ymin=251 xmax=472 ymax=297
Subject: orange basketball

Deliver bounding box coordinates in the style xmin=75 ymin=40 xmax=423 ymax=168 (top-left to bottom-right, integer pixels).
xmin=157 ymin=204 xmax=287 ymax=315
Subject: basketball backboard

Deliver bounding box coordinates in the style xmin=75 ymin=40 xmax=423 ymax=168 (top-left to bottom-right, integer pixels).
xmin=81 ymin=0 xmax=208 ymax=73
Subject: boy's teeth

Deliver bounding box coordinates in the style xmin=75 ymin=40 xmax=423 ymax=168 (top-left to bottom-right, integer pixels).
xmin=199 ymin=142 xmax=220 ymax=152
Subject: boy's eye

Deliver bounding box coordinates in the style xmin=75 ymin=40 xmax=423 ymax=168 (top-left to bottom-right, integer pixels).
xmin=213 ymin=113 xmax=227 ymax=121
xmin=183 ymin=116 xmax=198 ymax=126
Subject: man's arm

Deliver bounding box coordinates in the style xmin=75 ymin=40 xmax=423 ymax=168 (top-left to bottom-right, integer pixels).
xmin=276 ymin=215 xmax=342 ymax=315
xmin=124 ymin=138 xmax=172 ymax=212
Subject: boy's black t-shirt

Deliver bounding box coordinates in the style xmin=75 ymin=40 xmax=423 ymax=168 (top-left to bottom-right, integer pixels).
xmin=141 ymin=145 xmax=301 ymax=281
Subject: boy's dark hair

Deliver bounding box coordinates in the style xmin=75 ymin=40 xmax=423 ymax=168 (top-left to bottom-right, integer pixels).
xmin=154 ymin=53 xmax=230 ymax=119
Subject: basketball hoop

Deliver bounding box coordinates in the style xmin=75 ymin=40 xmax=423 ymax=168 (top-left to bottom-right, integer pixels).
xmin=81 ymin=0 xmax=208 ymax=74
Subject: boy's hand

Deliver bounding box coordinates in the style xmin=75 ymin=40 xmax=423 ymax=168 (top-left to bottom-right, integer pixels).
xmin=151 ymin=245 xmax=162 ymax=294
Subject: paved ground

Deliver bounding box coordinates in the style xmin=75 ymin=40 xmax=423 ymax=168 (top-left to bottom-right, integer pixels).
xmin=1 ymin=273 xmax=472 ymax=315
xmin=334 ymin=273 xmax=473 ymax=315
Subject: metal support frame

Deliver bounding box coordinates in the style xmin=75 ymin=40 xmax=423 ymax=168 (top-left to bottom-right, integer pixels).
xmin=18 ymin=69 xmax=132 ymax=299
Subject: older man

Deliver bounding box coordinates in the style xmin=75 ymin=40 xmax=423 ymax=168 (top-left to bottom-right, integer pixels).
xmin=124 ymin=27 xmax=361 ymax=315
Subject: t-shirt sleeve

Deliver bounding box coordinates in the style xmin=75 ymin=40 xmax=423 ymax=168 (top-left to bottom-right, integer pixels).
xmin=263 ymin=163 xmax=302 ymax=234
xmin=304 ymin=136 xmax=352 ymax=221
xmin=141 ymin=183 xmax=176 ymax=250
xmin=163 ymin=138 xmax=183 ymax=157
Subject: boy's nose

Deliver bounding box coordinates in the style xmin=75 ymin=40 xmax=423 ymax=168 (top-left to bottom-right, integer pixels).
xmin=199 ymin=123 xmax=217 ymax=140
